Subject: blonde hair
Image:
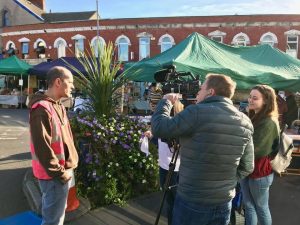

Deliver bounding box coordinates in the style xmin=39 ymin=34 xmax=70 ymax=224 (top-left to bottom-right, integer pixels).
xmin=173 ymin=100 xmax=184 ymax=115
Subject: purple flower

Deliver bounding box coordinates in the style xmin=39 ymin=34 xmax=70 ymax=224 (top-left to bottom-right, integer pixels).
xmin=85 ymin=153 xmax=92 ymax=164
xmin=122 ymin=144 xmax=130 ymax=150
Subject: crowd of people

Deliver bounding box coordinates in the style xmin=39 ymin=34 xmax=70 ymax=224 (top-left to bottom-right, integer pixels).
xmin=150 ymin=74 xmax=298 ymax=225
xmin=28 ymin=66 xmax=299 ymax=225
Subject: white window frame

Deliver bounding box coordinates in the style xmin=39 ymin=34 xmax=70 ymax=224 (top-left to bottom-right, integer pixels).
xmin=18 ymin=37 xmax=30 ymax=58
xmin=71 ymin=34 xmax=86 ymax=57
xmin=231 ymin=32 xmax=250 ymax=46
xmin=137 ymin=32 xmax=153 ymax=60
xmin=158 ymin=34 xmax=175 ymax=53
xmin=259 ymin=32 xmax=278 ymax=47
xmin=115 ymin=35 xmax=131 ymax=61
xmin=284 ymin=30 xmax=300 ymax=58
xmin=286 ymin=36 xmax=298 ymax=58
xmin=5 ymin=41 xmax=15 ymax=51
xmin=91 ymin=36 xmax=106 ymax=57
xmin=208 ymin=30 xmax=226 ymax=43
xmin=54 ymin=37 xmax=67 ymax=58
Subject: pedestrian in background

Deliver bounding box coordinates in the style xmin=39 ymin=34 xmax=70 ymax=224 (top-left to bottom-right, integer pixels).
xmin=28 ymin=66 xmax=78 ymax=225
xmin=148 ymin=83 xmax=163 ymax=112
xmin=151 ymin=74 xmax=254 ymax=225
xmin=241 ymin=84 xmax=279 ymax=225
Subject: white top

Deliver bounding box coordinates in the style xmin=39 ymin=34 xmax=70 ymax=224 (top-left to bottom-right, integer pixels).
xmin=158 ymin=138 xmax=180 ymax=171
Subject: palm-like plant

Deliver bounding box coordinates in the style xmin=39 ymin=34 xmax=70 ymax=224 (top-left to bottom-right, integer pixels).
xmin=66 ymin=41 xmax=125 ymax=116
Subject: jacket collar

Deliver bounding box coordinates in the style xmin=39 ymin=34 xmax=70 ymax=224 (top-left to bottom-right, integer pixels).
xmin=200 ymin=96 xmax=233 ymax=105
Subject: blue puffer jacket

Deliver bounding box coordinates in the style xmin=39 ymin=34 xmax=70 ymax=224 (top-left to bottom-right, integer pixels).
xmin=151 ymin=96 xmax=254 ymax=205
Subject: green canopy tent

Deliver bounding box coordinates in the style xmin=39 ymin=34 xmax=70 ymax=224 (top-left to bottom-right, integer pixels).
xmin=0 ymin=55 xmax=33 ymax=108
xmin=124 ymin=32 xmax=300 ymax=92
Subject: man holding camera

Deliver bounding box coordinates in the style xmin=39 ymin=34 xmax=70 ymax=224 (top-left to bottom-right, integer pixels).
xmin=151 ymin=73 xmax=254 ymax=225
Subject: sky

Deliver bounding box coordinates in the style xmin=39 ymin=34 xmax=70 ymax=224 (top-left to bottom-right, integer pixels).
xmin=46 ymin=0 xmax=300 ymax=18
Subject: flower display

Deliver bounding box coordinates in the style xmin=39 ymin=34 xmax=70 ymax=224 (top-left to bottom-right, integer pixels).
xmin=71 ymin=113 xmax=159 ymax=207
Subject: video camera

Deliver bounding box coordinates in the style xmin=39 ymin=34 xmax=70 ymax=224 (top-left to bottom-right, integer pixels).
xmin=154 ymin=65 xmax=201 ymax=100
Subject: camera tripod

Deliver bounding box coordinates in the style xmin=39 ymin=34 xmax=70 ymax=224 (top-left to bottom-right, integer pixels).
xmin=154 ymin=139 xmax=180 ymax=225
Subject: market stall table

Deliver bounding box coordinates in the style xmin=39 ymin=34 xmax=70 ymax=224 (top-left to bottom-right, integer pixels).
xmin=283 ymin=129 xmax=300 ymax=175
xmin=0 ymin=95 xmax=18 ymax=106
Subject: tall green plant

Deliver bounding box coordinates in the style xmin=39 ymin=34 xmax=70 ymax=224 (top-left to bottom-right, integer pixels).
xmin=65 ymin=41 xmax=125 ymax=116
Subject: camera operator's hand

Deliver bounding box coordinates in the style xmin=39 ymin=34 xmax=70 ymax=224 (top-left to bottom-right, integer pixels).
xmin=163 ymin=93 xmax=180 ymax=105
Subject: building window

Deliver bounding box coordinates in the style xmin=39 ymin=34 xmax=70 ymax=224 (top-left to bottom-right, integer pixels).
xmin=261 ymin=35 xmax=275 ymax=46
xmin=54 ymin=37 xmax=67 ymax=58
xmin=36 ymin=42 xmax=46 ymax=58
xmin=211 ymin=36 xmax=223 ymax=43
xmin=72 ymin=34 xmax=86 ymax=57
xmin=232 ymin=33 xmax=250 ymax=46
xmin=117 ymin=37 xmax=129 ymax=61
xmin=161 ymin=37 xmax=173 ymax=52
xmin=57 ymin=40 xmax=66 ymax=58
xmin=75 ymin=39 xmax=84 ymax=57
xmin=139 ymin=37 xmax=150 ymax=60
xmin=6 ymin=41 xmax=16 ymax=56
xmin=91 ymin=36 xmax=105 ymax=57
xmin=2 ymin=10 xmax=10 ymax=27
xmin=208 ymin=30 xmax=226 ymax=43
xmin=158 ymin=34 xmax=175 ymax=53
xmin=21 ymin=42 xmax=29 ymax=59
xmin=34 ymin=39 xmax=47 ymax=59
xmin=287 ymin=36 xmax=298 ymax=51
xmin=286 ymin=36 xmax=298 ymax=58
xmin=260 ymin=32 xmax=278 ymax=47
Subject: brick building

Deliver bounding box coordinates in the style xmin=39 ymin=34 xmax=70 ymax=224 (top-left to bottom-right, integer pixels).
xmin=1 ymin=0 xmax=300 ymax=64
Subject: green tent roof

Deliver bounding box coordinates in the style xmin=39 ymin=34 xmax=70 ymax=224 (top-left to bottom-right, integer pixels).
xmin=0 ymin=55 xmax=32 ymax=75
xmin=124 ymin=32 xmax=300 ymax=92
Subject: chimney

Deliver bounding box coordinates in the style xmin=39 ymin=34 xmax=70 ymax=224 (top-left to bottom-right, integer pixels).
xmin=29 ymin=0 xmax=46 ymax=11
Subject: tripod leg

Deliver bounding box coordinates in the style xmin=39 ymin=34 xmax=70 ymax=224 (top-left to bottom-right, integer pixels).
xmin=154 ymin=145 xmax=179 ymax=225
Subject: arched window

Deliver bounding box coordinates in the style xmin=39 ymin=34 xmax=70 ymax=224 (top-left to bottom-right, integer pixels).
xmin=2 ymin=10 xmax=10 ymax=27
xmin=158 ymin=34 xmax=175 ymax=53
xmin=115 ymin=35 xmax=130 ymax=61
xmin=91 ymin=36 xmax=106 ymax=57
xmin=232 ymin=33 xmax=250 ymax=46
xmin=34 ymin=38 xmax=47 ymax=58
xmin=54 ymin=38 xmax=67 ymax=58
xmin=5 ymin=41 xmax=16 ymax=56
xmin=260 ymin=32 xmax=278 ymax=47
xmin=208 ymin=30 xmax=226 ymax=43
xmin=71 ymin=34 xmax=86 ymax=57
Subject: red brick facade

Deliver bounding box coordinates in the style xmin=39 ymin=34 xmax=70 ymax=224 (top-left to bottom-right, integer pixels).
xmin=1 ymin=14 xmax=300 ymax=61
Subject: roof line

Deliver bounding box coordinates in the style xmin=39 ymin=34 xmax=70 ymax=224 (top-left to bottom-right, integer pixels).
xmin=13 ymin=0 xmax=44 ymax=22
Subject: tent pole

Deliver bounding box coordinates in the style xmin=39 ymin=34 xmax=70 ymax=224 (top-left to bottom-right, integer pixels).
xmin=28 ymin=74 xmax=30 ymax=107
xmin=20 ymin=73 xmax=23 ymax=109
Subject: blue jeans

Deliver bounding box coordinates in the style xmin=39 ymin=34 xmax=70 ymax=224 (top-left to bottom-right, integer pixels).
xmin=172 ymin=194 xmax=232 ymax=225
xmin=240 ymin=173 xmax=274 ymax=225
xmin=159 ymin=167 xmax=179 ymax=225
xmin=39 ymin=178 xmax=70 ymax=225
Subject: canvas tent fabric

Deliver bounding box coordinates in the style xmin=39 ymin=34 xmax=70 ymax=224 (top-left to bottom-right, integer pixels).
xmin=0 ymin=55 xmax=32 ymax=75
xmin=29 ymin=57 xmax=86 ymax=78
xmin=124 ymin=32 xmax=300 ymax=92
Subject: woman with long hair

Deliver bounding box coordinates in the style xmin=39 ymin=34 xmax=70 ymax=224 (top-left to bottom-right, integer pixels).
xmin=145 ymin=99 xmax=184 ymax=225
xmin=241 ymin=85 xmax=279 ymax=225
